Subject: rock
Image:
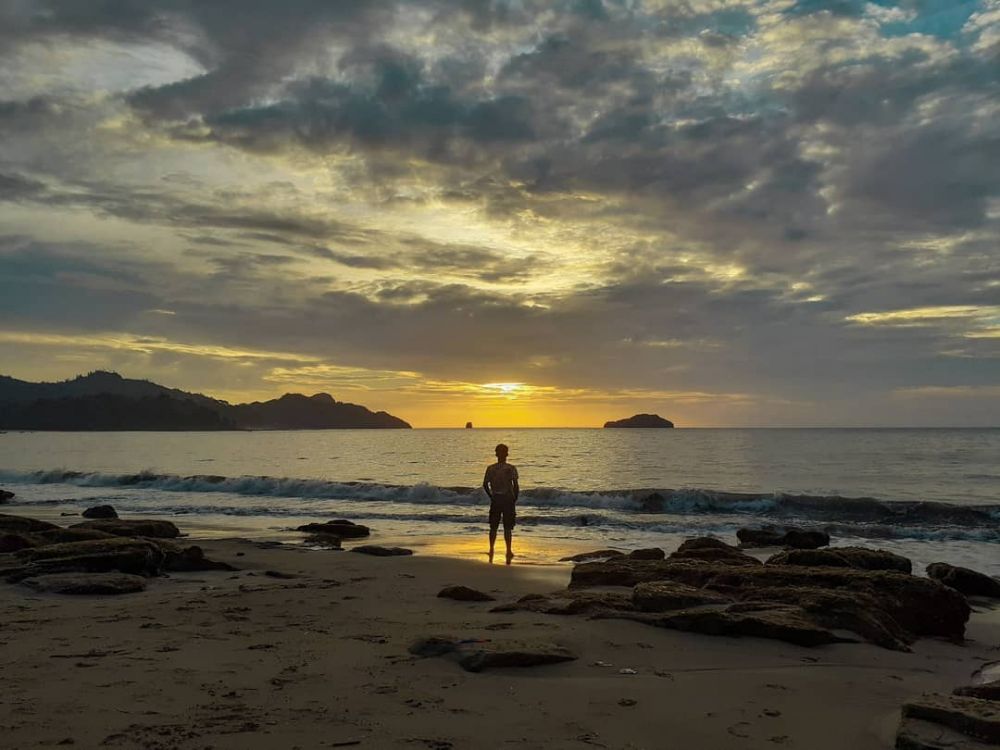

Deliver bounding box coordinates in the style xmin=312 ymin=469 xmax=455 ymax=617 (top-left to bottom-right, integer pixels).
xmin=492 ymin=590 xmax=633 ymax=616
xmin=628 ymin=547 xmax=665 ymax=561
xmin=737 ymin=527 xmax=830 ymax=549
xmin=608 ymin=602 xmax=850 ymax=648
xmin=902 ymin=694 xmax=1000 ymax=744
xmin=303 ymin=534 xmax=342 ymax=549
xmin=37 ymin=528 xmax=118 ymax=544
xmin=638 ymin=493 xmax=666 ymax=512
xmin=71 ymin=519 xmax=180 ymax=539
xmin=559 ymin=549 xmax=623 ymax=563
xmin=150 ymin=541 xmax=237 ymax=572
xmin=0 ymin=533 xmax=42 ymax=553
xmin=0 ymin=489 xmax=14 ymax=503
xmin=954 ymin=680 xmax=1000 ymax=701
xmin=603 ymin=414 xmax=674 ymax=428
xmin=767 ymin=547 xmax=912 ymax=574
xmin=20 ymin=572 xmax=147 ymax=595
xmin=5 ymin=537 xmax=165 ymax=580
xmin=569 ymin=559 xmax=969 ymax=641
xmin=927 ymin=563 xmax=1000 ymax=599
xmin=350 ymin=545 xmax=412 ymax=556
xmin=895 ymin=717 xmax=996 ymax=749
xmin=669 ymin=539 xmax=762 ymax=566
xmin=632 ymin=580 xmax=731 ymax=612
xmin=408 ymin=636 xmax=576 ymax=673
xmin=438 ymin=585 xmax=495 ymax=602
xmin=0 ymin=513 xmax=59 ymax=534
xmin=296 ymin=520 xmax=370 ymax=538
xmin=81 ymin=505 xmax=118 ymax=519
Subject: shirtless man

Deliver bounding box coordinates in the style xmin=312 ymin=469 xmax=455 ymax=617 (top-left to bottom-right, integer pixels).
xmin=483 ymin=443 xmax=519 ymax=564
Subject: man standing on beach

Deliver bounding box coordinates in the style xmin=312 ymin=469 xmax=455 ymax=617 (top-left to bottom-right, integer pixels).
xmin=483 ymin=443 xmax=519 ymax=565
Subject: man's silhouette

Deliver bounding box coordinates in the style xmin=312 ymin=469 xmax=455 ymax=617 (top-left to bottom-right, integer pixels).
xmin=483 ymin=443 xmax=519 ymax=564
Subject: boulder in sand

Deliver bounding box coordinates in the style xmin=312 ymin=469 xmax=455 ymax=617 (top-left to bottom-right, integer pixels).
xmin=20 ymin=572 xmax=147 ymax=595
xmin=627 ymin=547 xmax=665 ymax=560
xmin=438 ymin=585 xmax=495 ymax=602
xmin=81 ymin=505 xmax=118 ymax=519
xmin=632 ymin=580 xmax=731 ymax=612
xmin=927 ymin=562 xmax=1000 ymax=599
xmin=296 ymin=520 xmax=370 ymax=538
xmin=5 ymin=537 xmax=165 ymax=580
xmin=559 ymin=549 xmax=623 ymax=563
xmin=150 ymin=541 xmax=237 ymax=572
xmin=303 ymin=534 xmax=342 ymax=549
xmin=669 ymin=538 xmax=761 ymax=566
xmin=954 ymin=680 xmax=1000 ymax=701
xmin=351 ymin=545 xmax=412 ymax=557
xmin=0 ymin=513 xmax=59 ymax=534
xmin=0 ymin=489 xmax=14 ymax=503
xmin=901 ymin=693 xmax=1000 ymax=744
xmin=71 ymin=518 xmax=180 ymax=539
xmin=36 ymin=527 xmax=118 ymax=544
xmin=409 ymin=636 xmax=577 ymax=673
xmin=0 ymin=533 xmax=42 ymax=553
xmin=767 ymin=547 xmax=912 ymax=574
xmin=492 ymin=590 xmax=634 ymax=616
xmin=737 ymin=527 xmax=829 ymax=549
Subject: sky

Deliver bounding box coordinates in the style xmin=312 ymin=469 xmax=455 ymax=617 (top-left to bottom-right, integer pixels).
xmin=0 ymin=0 xmax=997 ymax=427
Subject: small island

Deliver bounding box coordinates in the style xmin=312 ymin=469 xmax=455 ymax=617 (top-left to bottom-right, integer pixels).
xmin=603 ymin=413 xmax=674 ymax=428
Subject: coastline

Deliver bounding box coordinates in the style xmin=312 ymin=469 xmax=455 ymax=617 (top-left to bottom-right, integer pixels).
xmin=3 ymin=533 xmax=999 ymax=749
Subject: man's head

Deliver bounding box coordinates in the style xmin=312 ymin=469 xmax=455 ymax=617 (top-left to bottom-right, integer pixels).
xmin=495 ymin=443 xmax=509 ymax=461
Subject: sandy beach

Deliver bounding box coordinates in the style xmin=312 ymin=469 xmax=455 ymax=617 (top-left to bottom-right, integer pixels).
xmin=3 ymin=531 xmax=998 ymax=750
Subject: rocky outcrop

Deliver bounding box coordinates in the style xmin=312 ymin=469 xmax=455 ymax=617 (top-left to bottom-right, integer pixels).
xmin=767 ymin=547 xmax=912 ymax=573
xmin=737 ymin=527 xmax=830 ymax=549
xmin=628 ymin=547 xmax=665 ymax=560
xmin=632 ymin=580 xmax=731 ymax=612
xmin=0 ymin=489 xmax=14 ymax=503
xmin=569 ymin=559 xmax=970 ymax=641
xmin=36 ymin=527 xmax=118 ymax=544
xmin=438 ymin=585 xmax=495 ymax=602
xmin=603 ymin=414 xmax=674 ymax=428
xmin=0 ymin=513 xmax=59 ymax=534
xmin=350 ymin=545 xmax=412 ymax=556
xmin=558 ymin=549 xmax=623 ymax=563
xmin=150 ymin=541 xmax=237 ymax=572
xmin=927 ymin=563 xmax=1000 ymax=599
xmin=303 ymin=534 xmax=342 ymax=549
xmin=492 ymin=590 xmax=633 ymax=616
xmin=954 ymin=681 xmax=1000 ymax=701
xmin=20 ymin=572 xmax=147 ymax=595
xmin=71 ymin=519 xmax=180 ymax=539
xmin=669 ymin=538 xmax=762 ymax=566
xmin=82 ymin=505 xmax=118 ymax=519
xmin=408 ymin=636 xmax=577 ymax=673
xmin=895 ymin=717 xmax=996 ymax=749
xmin=296 ymin=520 xmax=370 ymax=538
xmin=4 ymin=537 xmax=165 ymax=581
xmin=901 ymin=694 xmax=1000 ymax=744
xmin=0 ymin=533 xmax=41 ymax=553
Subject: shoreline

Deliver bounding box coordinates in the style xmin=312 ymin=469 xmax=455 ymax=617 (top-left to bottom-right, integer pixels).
xmin=2 ymin=534 xmax=998 ymax=749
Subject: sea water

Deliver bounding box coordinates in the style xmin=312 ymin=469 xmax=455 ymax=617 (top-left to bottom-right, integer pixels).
xmin=1 ymin=428 xmax=997 ymax=573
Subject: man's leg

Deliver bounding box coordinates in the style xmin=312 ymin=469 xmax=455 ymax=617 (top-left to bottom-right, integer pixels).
xmin=488 ymin=524 xmax=497 ymax=563
xmin=504 ymin=527 xmax=513 ymax=565
xmin=488 ymin=502 xmax=499 ymax=563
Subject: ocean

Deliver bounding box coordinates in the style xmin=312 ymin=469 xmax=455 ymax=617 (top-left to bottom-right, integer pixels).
xmin=1 ymin=428 xmax=998 ymax=574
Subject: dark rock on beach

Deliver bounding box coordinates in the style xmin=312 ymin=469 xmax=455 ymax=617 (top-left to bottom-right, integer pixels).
xmin=81 ymin=505 xmax=118 ymax=519
xmin=20 ymin=572 xmax=148 ymax=595
xmin=900 ymin=693 xmax=1000 ymax=744
xmin=632 ymin=580 xmax=731 ymax=612
xmin=438 ymin=585 xmax=495 ymax=602
xmin=767 ymin=546 xmax=912 ymax=574
xmin=628 ymin=547 xmax=665 ymax=561
xmin=0 ymin=513 xmax=60 ymax=534
xmin=296 ymin=520 xmax=371 ymax=538
xmin=303 ymin=534 xmax=343 ymax=549
xmin=737 ymin=527 xmax=830 ymax=549
xmin=927 ymin=562 xmax=1000 ymax=599
xmin=351 ymin=545 xmax=412 ymax=557
xmin=36 ymin=527 xmax=118 ymax=544
xmin=0 ymin=488 xmax=14 ymax=503
xmin=0 ymin=533 xmax=42 ymax=553
xmin=669 ymin=538 xmax=762 ymax=566
xmin=4 ymin=537 xmax=166 ymax=581
xmin=492 ymin=590 xmax=633 ymax=616
xmin=152 ymin=541 xmax=237 ymax=572
xmin=603 ymin=413 xmax=674 ymax=428
xmin=71 ymin=518 xmax=180 ymax=539
xmin=954 ymin=680 xmax=1000 ymax=701
xmin=559 ymin=549 xmax=623 ymax=563
xmin=409 ymin=636 xmax=577 ymax=673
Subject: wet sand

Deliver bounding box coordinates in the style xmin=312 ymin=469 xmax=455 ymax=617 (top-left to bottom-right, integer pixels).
xmin=2 ymin=537 xmax=998 ymax=749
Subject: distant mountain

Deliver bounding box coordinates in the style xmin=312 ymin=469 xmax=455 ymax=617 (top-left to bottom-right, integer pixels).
xmin=0 ymin=372 xmax=411 ymax=430
xmin=603 ymin=413 xmax=674 ymax=428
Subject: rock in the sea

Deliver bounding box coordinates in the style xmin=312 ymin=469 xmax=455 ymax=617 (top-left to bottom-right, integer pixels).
xmin=492 ymin=590 xmax=633 ymax=616
xmin=409 ymin=636 xmax=577 ymax=673
xmin=603 ymin=414 xmax=674 ymax=428
xmin=71 ymin=519 xmax=180 ymax=539
xmin=767 ymin=547 xmax=912 ymax=574
xmin=0 ymin=533 xmax=42 ymax=553
xmin=0 ymin=489 xmax=14 ymax=503
xmin=0 ymin=513 xmax=60 ymax=534
xmin=628 ymin=547 xmax=666 ymax=561
xmin=901 ymin=694 xmax=1000 ymax=744
xmin=438 ymin=585 xmax=495 ymax=602
xmin=954 ymin=680 xmax=1000 ymax=701
xmin=737 ymin=527 xmax=829 ymax=549
xmin=632 ymin=580 xmax=731 ymax=612
xmin=296 ymin=520 xmax=371 ymax=538
xmin=927 ymin=563 xmax=1000 ymax=599
xmin=669 ymin=538 xmax=761 ymax=566
xmin=569 ymin=559 xmax=969 ymax=641
xmin=20 ymin=572 xmax=147 ymax=595
xmin=559 ymin=549 xmax=624 ymax=563
xmin=5 ymin=537 xmax=165 ymax=580
xmin=81 ymin=505 xmax=118 ymax=519
xmin=350 ymin=545 xmax=412 ymax=556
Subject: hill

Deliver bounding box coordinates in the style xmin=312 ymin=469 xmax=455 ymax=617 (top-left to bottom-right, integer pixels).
xmin=603 ymin=413 xmax=674 ymax=428
xmin=0 ymin=372 xmax=411 ymax=430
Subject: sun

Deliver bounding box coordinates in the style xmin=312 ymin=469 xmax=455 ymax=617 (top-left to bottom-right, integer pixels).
xmin=482 ymin=382 xmax=524 ymax=395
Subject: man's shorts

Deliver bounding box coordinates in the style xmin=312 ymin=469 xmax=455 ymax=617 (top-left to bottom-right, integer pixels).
xmin=489 ymin=495 xmax=516 ymax=531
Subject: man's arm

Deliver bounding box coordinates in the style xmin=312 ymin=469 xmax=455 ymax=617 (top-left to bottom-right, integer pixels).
xmin=512 ymin=467 xmax=519 ymax=501
xmin=483 ymin=466 xmax=493 ymax=500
